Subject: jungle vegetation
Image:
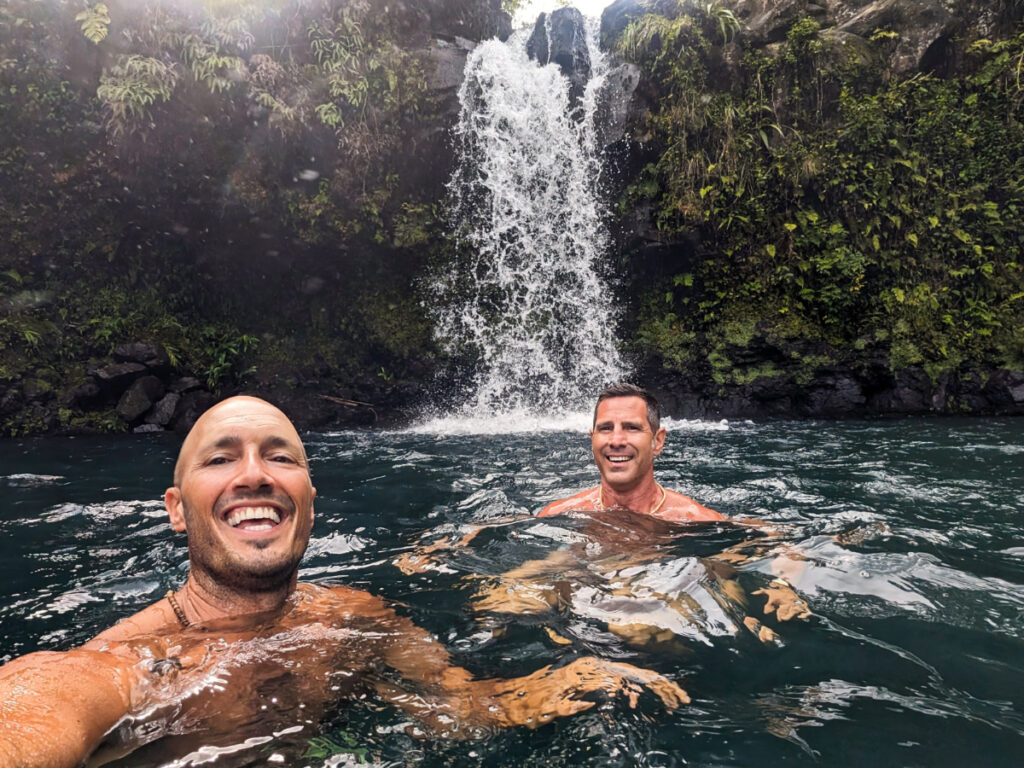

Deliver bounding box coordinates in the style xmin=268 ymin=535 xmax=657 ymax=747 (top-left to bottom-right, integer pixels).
xmin=1 ymin=0 xmax=1022 ymax=433
xmin=1 ymin=0 xmax=445 ymax=434
xmin=617 ymin=2 xmax=1024 ymax=389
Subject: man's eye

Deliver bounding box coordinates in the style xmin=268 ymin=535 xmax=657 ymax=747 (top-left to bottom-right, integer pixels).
xmin=270 ymin=455 xmax=296 ymax=463
xmin=207 ymin=456 xmax=230 ymax=466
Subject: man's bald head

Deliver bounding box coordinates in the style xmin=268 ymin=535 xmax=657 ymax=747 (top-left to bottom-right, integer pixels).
xmin=173 ymin=396 xmax=308 ymax=486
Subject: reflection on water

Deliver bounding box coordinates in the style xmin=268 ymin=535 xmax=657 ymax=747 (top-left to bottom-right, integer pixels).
xmin=1 ymin=419 xmax=1023 ymax=766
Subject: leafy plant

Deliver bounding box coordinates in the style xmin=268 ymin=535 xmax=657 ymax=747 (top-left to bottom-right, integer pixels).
xmin=75 ymin=3 xmax=110 ymax=44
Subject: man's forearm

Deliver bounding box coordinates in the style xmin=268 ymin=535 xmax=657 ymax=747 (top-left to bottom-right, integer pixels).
xmin=0 ymin=650 xmax=134 ymax=768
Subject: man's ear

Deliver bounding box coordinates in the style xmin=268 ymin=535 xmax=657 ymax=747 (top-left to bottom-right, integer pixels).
xmin=310 ymin=486 xmax=317 ymax=522
xmin=652 ymin=427 xmax=667 ymax=456
xmin=165 ymin=487 xmax=186 ymax=532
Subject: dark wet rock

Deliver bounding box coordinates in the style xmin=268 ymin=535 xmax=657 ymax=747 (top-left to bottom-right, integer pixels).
xmin=837 ymin=0 xmax=955 ymax=75
xmin=145 ymin=392 xmax=181 ymax=426
xmin=868 ymin=366 xmax=935 ymax=413
xmin=982 ymin=370 xmax=1024 ymax=414
xmin=171 ymin=390 xmax=218 ymax=433
xmin=169 ymin=376 xmax=203 ymax=394
xmin=600 ymin=0 xmax=681 ymax=49
xmin=422 ymin=35 xmax=477 ymax=118
xmin=528 ymin=8 xmax=591 ymax=106
xmin=133 ymin=423 xmax=164 ymax=433
xmin=805 ymin=370 xmax=866 ymax=416
xmin=61 ymin=379 xmax=103 ymax=409
xmin=740 ymin=0 xmax=834 ymax=44
xmin=526 ymin=14 xmax=549 ymax=64
xmin=23 ymin=378 xmax=54 ymax=403
xmin=420 ymin=0 xmax=511 ymax=42
xmin=93 ymin=362 xmax=147 ymax=391
xmin=593 ymin=61 xmax=642 ymax=148
xmin=117 ymin=376 xmax=165 ymax=423
xmin=113 ymin=341 xmax=171 ymax=371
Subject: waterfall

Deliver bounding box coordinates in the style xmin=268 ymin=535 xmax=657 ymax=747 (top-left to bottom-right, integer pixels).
xmin=426 ymin=17 xmax=627 ymax=432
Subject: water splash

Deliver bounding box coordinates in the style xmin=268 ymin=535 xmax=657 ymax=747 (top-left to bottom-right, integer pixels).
xmin=427 ymin=18 xmax=626 ymax=430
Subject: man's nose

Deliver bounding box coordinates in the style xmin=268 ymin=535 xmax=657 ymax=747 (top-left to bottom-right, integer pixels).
xmin=232 ymin=450 xmax=273 ymax=490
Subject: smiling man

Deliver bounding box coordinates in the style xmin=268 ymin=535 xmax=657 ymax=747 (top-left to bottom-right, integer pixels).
xmin=466 ymin=383 xmax=811 ymax=647
xmin=539 ymin=382 xmax=723 ymax=522
xmin=0 ymin=396 xmax=688 ymax=768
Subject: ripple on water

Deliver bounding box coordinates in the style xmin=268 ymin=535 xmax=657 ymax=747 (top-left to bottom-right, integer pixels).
xmin=1 ymin=473 xmax=65 ymax=486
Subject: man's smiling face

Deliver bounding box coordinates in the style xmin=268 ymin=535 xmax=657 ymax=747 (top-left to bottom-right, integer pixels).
xmin=590 ymin=396 xmax=666 ymax=493
xmin=165 ymin=397 xmax=316 ymax=592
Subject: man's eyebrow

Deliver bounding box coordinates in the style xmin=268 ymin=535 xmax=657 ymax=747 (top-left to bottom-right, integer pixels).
xmin=209 ymin=435 xmax=242 ymax=451
xmin=262 ymin=435 xmax=296 ymax=450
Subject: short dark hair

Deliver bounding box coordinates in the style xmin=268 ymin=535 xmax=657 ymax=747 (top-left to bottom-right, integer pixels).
xmin=594 ymin=382 xmax=661 ymax=432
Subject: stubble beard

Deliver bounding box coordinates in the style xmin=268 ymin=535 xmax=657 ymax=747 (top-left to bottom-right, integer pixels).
xmin=182 ymin=495 xmax=307 ymax=595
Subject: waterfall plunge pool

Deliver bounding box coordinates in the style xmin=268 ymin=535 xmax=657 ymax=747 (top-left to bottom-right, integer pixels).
xmin=2 ymin=417 xmax=1023 ymax=766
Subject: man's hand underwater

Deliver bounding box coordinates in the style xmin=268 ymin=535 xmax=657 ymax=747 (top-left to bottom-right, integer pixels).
xmin=752 ymin=580 xmax=812 ymax=622
xmin=490 ymin=657 xmax=690 ymax=728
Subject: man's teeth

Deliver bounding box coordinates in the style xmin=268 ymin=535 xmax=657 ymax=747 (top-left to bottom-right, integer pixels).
xmin=226 ymin=507 xmax=282 ymax=528
xmin=608 ymin=456 xmax=631 ymax=463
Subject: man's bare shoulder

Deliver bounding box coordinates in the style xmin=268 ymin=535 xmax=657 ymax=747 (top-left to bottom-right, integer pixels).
xmin=85 ymin=600 xmax=180 ymax=647
xmin=306 ymin=583 xmax=396 ymax=618
xmin=537 ymin=487 xmax=600 ymax=517
xmin=656 ymin=490 xmax=725 ymax=522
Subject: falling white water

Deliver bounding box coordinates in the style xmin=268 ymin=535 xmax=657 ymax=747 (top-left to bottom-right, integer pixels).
xmin=425 ymin=17 xmax=627 ymax=433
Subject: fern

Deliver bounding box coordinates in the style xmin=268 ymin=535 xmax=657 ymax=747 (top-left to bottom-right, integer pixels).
xmin=75 ymin=3 xmax=111 ymax=44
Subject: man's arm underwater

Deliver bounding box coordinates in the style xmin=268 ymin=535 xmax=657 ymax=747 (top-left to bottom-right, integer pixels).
xmin=0 ymin=649 xmax=138 ymax=768
xmin=343 ymin=587 xmax=689 ymax=733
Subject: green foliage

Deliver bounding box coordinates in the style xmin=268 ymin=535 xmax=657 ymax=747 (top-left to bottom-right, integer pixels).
xmin=75 ymin=3 xmax=110 ymax=44
xmin=702 ymin=1 xmax=741 ymax=45
xmin=97 ymin=56 xmax=178 ymax=136
xmin=625 ymin=13 xmax=1024 ymax=378
xmin=0 ymin=0 xmax=451 ymax=433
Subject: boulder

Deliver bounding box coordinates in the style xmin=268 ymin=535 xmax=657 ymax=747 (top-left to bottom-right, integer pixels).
xmin=61 ymin=379 xmax=103 ymax=409
xmin=740 ymin=0 xmax=834 ymax=44
xmin=982 ymin=369 xmax=1024 ymax=414
xmin=600 ymin=0 xmax=682 ymax=49
xmin=526 ymin=14 xmax=549 ymax=64
xmin=22 ymin=378 xmax=54 ymax=403
xmin=527 ymin=8 xmax=591 ymax=107
xmin=114 ymin=341 xmax=171 ymax=372
xmin=171 ymin=390 xmax=218 ymax=433
xmin=145 ymin=392 xmax=182 ymax=426
xmin=93 ymin=361 xmax=147 ymax=391
xmin=117 ymin=375 xmax=165 ymax=423
xmin=169 ymin=375 xmax=203 ymax=394
xmin=837 ymin=0 xmax=956 ymax=75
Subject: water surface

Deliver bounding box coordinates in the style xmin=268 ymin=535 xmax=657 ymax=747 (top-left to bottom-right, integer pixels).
xmin=1 ymin=418 xmax=1022 ymax=766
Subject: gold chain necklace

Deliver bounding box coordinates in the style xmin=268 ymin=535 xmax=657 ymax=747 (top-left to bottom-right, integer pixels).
xmin=598 ymin=483 xmax=667 ymax=515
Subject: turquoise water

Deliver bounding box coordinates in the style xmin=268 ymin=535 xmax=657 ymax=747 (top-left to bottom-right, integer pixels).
xmin=1 ymin=418 xmax=1023 ymax=766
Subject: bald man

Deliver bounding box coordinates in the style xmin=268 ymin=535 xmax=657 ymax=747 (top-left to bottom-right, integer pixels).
xmin=0 ymin=397 xmax=687 ymax=768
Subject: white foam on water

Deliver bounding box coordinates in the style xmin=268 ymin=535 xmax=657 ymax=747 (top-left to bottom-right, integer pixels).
xmin=3 ymin=473 xmax=65 ymax=486
xmin=405 ymin=409 xmax=593 ymax=435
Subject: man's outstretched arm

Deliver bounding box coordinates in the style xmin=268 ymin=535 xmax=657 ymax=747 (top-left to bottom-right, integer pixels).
xmin=343 ymin=589 xmax=688 ymax=733
xmin=0 ymin=650 xmax=136 ymax=768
